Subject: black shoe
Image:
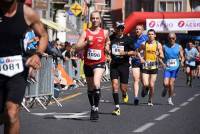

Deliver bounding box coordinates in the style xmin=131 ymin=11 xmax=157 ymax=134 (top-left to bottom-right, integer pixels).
xmin=161 ymin=88 xmax=167 ymax=97
xmin=141 ymin=87 xmax=148 ymax=97
xmin=134 ymin=98 xmax=139 ymax=105
xmin=90 ymin=110 xmax=99 ymax=121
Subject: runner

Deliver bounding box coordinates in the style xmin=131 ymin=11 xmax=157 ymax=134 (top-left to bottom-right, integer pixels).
xmin=161 ymin=33 xmax=184 ymax=106
xmin=184 ymin=40 xmax=199 ymax=87
xmin=110 ymin=21 xmax=136 ymax=115
xmin=0 ymin=0 xmax=48 ymax=134
xmin=71 ymin=11 xmax=110 ymax=120
xmin=131 ymin=25 xmax=148 ymax=105
xmin=195 ymin=42 xmax=200 ymax=79
xmin=139 ymin=29 xmax=164 ymax=106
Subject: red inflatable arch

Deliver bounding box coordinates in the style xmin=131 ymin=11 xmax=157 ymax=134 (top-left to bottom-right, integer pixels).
xmin=124 ymin=12 xmax=200 ymax=34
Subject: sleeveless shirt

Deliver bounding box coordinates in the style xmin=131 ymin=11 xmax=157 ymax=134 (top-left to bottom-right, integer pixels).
xmin=0 ymin=3 xmax=28 ymax=57
xmin=84 ymin=28 xmax=106 ymax=65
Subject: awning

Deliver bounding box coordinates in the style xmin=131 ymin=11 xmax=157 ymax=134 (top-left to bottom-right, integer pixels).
xmin=40 ymin=18 xmax=70 ymax=32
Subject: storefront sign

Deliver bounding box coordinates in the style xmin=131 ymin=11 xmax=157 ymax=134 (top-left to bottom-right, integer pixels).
xmin=146 ymin=18 xmax=200 ymax=32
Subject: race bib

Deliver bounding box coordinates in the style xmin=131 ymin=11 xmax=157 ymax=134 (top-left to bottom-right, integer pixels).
xmin=111 ymin=44 xmax=124 ymax=55
xmin=87 ymin=48 xmax=101 ymax=60
xmin=143 ymin=61 xmax=157 ymax=69
xmin=167 ymin=59 xmax=177 ymax=67
xmin=0 ymin=55 xmax=24 ymax=77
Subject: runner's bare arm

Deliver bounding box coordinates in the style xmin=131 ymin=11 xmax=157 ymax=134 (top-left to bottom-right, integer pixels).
xmin=179 ymin=45 xmax=185 ymax=66
xmin=24 ymin=5 xmax=48 ymax=54
xmin=158 ymin=43 xmax=164 ymax=59
xmin=24 ymin=5 xmax=48 ymax=69
xmin=104 ymin=29 xmax=111 ymax=54
xmin=138 ymin=43 xmax=145 ymax=63
xmin=73 ymin=31 xmax=87 ymax=51
xmin=157 ymin=43 xmax=165 ymax=66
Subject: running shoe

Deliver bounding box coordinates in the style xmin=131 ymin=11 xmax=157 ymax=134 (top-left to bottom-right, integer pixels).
xmin=147 ymin=101 xmax=153 ymax=106
xmin=134 ymin=97 xmax=139 ymax=105
xmin=90 ymin=109 xmax=99 ymax=120
xmin=112 ymin=108 xmax=120 ymax=116
xmin=122 ymin=93 xmax=129 ymax=103
xmin=161 ymin=88 xmax=167 ymax=97
xmin=141 ymin=87 xmax=149 ymax=97
xmin=168 ymin=98 xmax=174 ymax=106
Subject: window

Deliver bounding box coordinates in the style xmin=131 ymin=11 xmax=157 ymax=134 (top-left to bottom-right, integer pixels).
xmin=159 ymin=1 xmax=182 ymax=12
xmin=160 ymin=2 xmax=166 ymax=12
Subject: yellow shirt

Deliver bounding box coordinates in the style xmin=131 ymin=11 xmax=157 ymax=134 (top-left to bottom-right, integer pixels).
xmin=143 ymin=41 xmax=158 ymax=69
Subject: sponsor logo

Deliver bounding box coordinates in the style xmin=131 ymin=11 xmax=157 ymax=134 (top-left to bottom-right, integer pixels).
xmin=149 ymin=21 xmax=155 ymax=28
xmin=178 ymin=20 xmax=185 ymax=27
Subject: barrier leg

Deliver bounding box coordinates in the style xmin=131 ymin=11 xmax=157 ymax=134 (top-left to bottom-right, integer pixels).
xmin=36 ymin=97 xmax=47 ymax=110
xmin=51 ymin=96 xmax=62 ymax=107
xmin=21 ymin=99 xmax=30 ymax=112
xmin=76 ymin=79 xmax=85 ymax=86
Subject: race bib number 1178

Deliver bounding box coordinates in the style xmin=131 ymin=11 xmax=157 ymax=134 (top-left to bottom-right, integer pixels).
xmin=0 ymin=55 xmax=24 ymax=77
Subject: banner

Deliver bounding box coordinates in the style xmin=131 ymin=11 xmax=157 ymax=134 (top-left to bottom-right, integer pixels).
xmin=146 ymin=18 xmax=200 ymax=32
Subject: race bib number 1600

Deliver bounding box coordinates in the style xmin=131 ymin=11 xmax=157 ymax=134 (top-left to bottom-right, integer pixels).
xmin=87 ymin=48 xmax=101 ymax=60
xmin=0 ymin=55 xmax=24 ymax=77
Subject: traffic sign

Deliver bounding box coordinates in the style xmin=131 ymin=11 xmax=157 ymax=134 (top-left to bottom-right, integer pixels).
xmin=70 ymin=2 xmax=82 ymax=16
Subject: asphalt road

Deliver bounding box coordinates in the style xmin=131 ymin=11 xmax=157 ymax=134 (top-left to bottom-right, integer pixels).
xmin=1 ymin=70 xmax=200 ymax=134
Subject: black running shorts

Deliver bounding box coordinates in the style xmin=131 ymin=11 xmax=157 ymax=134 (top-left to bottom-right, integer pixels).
xmin=142 ymin=69 xmax=158 ymax=74
xmin=0 ymin=71 xmax=28 ymax=113
xmin=83 ymin=62 xmax=106 ymax=77
xmin=110 ymin=63 xmax=130 ymax=84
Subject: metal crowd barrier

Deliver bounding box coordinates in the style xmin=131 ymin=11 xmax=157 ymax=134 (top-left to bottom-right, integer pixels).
xmin=22 ymin=56 xmax=111 ymax=112
xmin=22 ymin=56 xmax=62 ymax=112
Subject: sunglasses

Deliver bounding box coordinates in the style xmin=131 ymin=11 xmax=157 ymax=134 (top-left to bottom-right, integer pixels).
xmin=169 ymin=37 xmax=175 ymax=40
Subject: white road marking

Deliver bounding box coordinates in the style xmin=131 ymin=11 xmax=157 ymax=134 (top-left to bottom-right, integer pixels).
xmin=32 ymin=111 xmax=89 ymax=119
xmin=169 ymin=107 xmax=180 ymax=113
xmin=187 ymin=97 xmax=195 ymax=102
xmin=194 ymin=94 xmax=200 ymax=97
xmin=154 ymin=114 xmax=170 ymax=121
xmin=180 ymin=102 xmax=189 ymax=107
xmin=133 ymin=122 xmax=155 ymax=133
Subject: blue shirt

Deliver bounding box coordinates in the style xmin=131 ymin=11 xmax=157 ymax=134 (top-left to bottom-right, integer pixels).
xmin=24 ymin=31 xmax=38 ymax=50
xmin=163 ymin=43 xmax=180 ymax=71
xmin=185 ymin=47 xmax=199 ymax=66
xmin=131 ymin=34 xmax=148 ymax=64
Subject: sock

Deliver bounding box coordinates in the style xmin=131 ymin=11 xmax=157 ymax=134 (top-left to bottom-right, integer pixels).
xmin=87 ymin=90 xmax=94 ymax=107
xmin=94 ymin=89 xmax=101 ymax=108
xmin=112 ymin=93 xmax=119 ymax=106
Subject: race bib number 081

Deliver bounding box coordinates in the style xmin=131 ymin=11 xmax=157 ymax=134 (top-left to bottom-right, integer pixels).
xmin=0 ymin=55 xmax=24 ymax=77
xmin=112 ymin=44 xmax=124 ymax=55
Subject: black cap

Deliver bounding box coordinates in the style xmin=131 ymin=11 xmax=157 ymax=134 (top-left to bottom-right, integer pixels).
xmin=116 ymin=21 xmax=125 ymax=29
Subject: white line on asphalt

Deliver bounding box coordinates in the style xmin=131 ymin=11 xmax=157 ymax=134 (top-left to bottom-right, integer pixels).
xmin=169 ymin=107 xmax=180 ymax=113
xmin=187 ymin=97 xmax=195 ymax=102
xmin=180 ymin=102 xmax=189 ymax=107
xmin=194 ymin=94 xmax=200 ymax=97
xmin=154 ymin=114 xmax=170 ymax=121
xmin=133 ymin=122 xmax=155 ymax=133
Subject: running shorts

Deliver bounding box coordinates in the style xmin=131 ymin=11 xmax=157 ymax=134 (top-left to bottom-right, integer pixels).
xmin=131 ymin=62 xmax=142 ymax=68
xmin=186 ymin=64 xmax=197 ymax=70
xmin=163 ymin=69 xmax=179 ymax=79
xmin=142 ymin=69 xmax=158 ymax=74
xmin=110 ymin=63 xmax=130 ymax=84
xmin=83 ymin=62 xmax=106 ymax=77
xmin=0 ymin=71 xmax=28 ymax=113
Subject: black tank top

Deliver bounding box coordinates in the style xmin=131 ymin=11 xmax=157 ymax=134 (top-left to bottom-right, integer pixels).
xmin=0 ymin=3 xmax=28 ymax=57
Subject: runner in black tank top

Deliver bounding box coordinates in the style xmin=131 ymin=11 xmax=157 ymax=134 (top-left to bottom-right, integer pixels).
xmin=0 ymin=1 xmax=48 ymax=133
